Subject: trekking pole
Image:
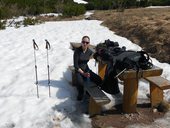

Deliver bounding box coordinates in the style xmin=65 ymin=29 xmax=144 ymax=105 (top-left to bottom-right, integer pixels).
xmin=33 ymin=39 xmax=39 ymax=98
xmin=45 ymin=39 xmax=51 ymax=97
xmin=114 ymin=68 xmax=127 ymax=78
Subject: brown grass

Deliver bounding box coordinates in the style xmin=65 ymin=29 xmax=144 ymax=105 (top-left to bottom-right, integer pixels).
xmin=91 ymin=8 xmax=170 ymax=63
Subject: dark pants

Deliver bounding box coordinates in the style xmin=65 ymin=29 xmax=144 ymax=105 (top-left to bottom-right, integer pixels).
xmin=75 ymin=70 xmax=102 ymax=96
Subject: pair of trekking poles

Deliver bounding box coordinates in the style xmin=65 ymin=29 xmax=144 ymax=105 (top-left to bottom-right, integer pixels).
xmin=33 ymin=39 xmax=51 ymax=98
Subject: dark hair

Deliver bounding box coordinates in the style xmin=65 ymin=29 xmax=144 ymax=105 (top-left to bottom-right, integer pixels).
xmin=82 ymin=36 xmax=90 ymax=41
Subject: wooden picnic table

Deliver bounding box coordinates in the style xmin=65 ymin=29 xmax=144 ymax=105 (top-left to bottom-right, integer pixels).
xmin=70 ymin=42 xmax=166 ymax=113
xmin=98 ymin=62 xmax=163 ymax=113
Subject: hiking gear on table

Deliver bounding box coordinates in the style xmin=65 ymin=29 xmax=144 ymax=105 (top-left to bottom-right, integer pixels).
xmin=93 ymin=39 xmax=153 ymax=94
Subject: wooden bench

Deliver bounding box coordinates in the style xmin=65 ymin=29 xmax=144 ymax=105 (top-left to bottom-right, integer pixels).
xmin=69 ymin=42 xmax=110 ymax=116
xmin=70 ymin=42 xmax=169 ymax=113
xmin=70 ymin=42 xmax=95 ymax=53
xmin=144 ymin=76 xmax=170 ymax=107
xmin=69 ymin=66 xmax=110 ymax=116
xmin=98 ymin=62 xmax=164 ymax=113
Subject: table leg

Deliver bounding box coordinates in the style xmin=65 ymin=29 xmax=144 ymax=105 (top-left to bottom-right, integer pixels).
xmin=123 ymin=78 xmax=139 ymax=113
xmin=150 ymin=84 xmax=163 ymax=107
xmin=89 ymin=97 xmax=102 ymax=116
xmin=98 ymin=62 xmax=106 ymax=80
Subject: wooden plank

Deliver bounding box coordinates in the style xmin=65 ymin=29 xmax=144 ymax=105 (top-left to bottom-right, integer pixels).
xmin=119 ymin=65 xmax=163 ymax=79
xmin=150 ymin=83 xmax=163 ymax=107
xmin=68 ymin=65 xmax=75 ymax=72
xmin=123 ymin=78 xmax=139 ymax=113
xmin=84 ymin=82 xmax=110 ymax=105
xmin=70 ymin=42 xmax=96 ymax=53
xmin=69 ymin=65 xmax=110 ymax=115
xmin=86 ymin=84 xmax=110 ymax=116
xmin=89 ymin=97 xmax=102 ymax=116
xmin=69 ymin=65 xmax=110 ymax=105
xmin=145 ymin=76 xmax=170 ymax=90
xmin=68 ymin=66 xmax=76 ymax=86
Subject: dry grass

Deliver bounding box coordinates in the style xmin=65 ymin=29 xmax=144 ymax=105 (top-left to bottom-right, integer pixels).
xmin=91 ymin=8 xmax=170 ymax=63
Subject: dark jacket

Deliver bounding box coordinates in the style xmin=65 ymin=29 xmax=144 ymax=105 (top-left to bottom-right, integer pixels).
xmin=73 ymin=46 xmax=93 ymax=72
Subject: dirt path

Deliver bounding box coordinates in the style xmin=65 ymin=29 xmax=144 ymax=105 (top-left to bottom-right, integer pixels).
xmin=91 ymin=102 xmax=165 ymax=128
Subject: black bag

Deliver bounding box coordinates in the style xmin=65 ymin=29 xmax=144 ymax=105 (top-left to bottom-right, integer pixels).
xmin=94 ymin=39 xmax=153 ymax=72
xmin=94 ymin=40 xmax=153 ymax=94
xmin=112 ymin=50 xmax=153 ymax=71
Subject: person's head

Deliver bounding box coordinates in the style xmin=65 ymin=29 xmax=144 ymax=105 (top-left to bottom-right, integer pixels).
xmin=81 ymin=36 xmax=90 ymax=51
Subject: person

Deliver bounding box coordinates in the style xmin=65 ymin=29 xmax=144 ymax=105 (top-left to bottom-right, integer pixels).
xmin=73 ymin=36 xmax=102 ymax=101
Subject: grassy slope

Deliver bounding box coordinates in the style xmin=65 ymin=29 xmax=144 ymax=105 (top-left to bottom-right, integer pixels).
xmin=91 ymin=8 xmax=170 ymax=63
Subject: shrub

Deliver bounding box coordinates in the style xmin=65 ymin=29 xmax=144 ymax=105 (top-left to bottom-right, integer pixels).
xmin=85 ymin=2 xmax=95 ymax=10
xmin=23 ymin=17 xmax=41 ymax=26
xmin=0 ymin=20 xmax=6 ymax=30
xmin=150 ymin=0 xmax=170 ymax=6
xmin=0 ymin=0 xmax=83 ymax=19
xmin=14 ymin=21 xmax=22 ymax=28
xmin=0 ymin=7 xmax=11 ymax=19
xmin=85 ymin=0 xmax=115 ymax=10
xmin=27 ymin=5 xmax=44 ymax=15
xmin=62 ymin=4 xmax=86 ymax=17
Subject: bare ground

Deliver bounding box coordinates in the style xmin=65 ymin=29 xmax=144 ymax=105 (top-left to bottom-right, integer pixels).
xmin=91 ymin=102 xmax=165 ymax=128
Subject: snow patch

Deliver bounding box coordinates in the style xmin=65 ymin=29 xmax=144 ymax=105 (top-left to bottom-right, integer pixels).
xmin=73 ymin=0 xmax=88 ymax=4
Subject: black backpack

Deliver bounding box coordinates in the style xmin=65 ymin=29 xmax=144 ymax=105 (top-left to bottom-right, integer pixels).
xmin=94 ymin=39 xmax=153 ymax=72
xmin=94 ymin=40 xmax=153 ymax=94
xmin=112 ymin=50 xmax=153 ymax=72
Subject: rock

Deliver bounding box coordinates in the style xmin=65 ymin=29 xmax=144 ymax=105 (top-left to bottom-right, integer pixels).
xmin=152 ymin=108 xmax=158 ymax=113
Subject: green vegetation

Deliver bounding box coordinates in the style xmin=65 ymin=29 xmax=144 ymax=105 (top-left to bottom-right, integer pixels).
xmin=0 ymin=0 xmax=169 ymax=20
xmin=0 ymin=20 xmax=6 ymax=29
xmin=149 ymin=0 xmax=170 ymax=6
xmin=23 ymin=17 xmax=42 ymax=27
xmin=63 ymin=4 xmax=86 ymax=17
xmin=85 ymin=0 xmax=170 ymax=10
xmin=0 ymin=0 xmax=85 ymax=19
xmin=85 ymin=0 xmax=115 ymax=10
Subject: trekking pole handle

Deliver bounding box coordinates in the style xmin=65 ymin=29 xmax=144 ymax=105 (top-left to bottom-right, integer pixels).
xmin=33 ymin=39 xmax=39 ymax=50
xmin=45 ymin=39 xmax=51 ymax=50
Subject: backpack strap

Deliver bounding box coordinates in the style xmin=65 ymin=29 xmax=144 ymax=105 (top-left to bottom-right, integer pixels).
xmin=138 ymin=51 xmax=153 ymax=69
xmin=138 ymin=51 xmax=149 ymax=61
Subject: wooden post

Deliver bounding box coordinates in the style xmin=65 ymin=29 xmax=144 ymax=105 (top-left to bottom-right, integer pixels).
xmin=123 ymin=78 xmax=139 ymax=113
xmin=150 ymin=84 xmax=163 ymax=107
xmin=89 ymin=97 xmax=102 ymax=116
xmin=98 ymin=62 xmax=107 ymax=80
